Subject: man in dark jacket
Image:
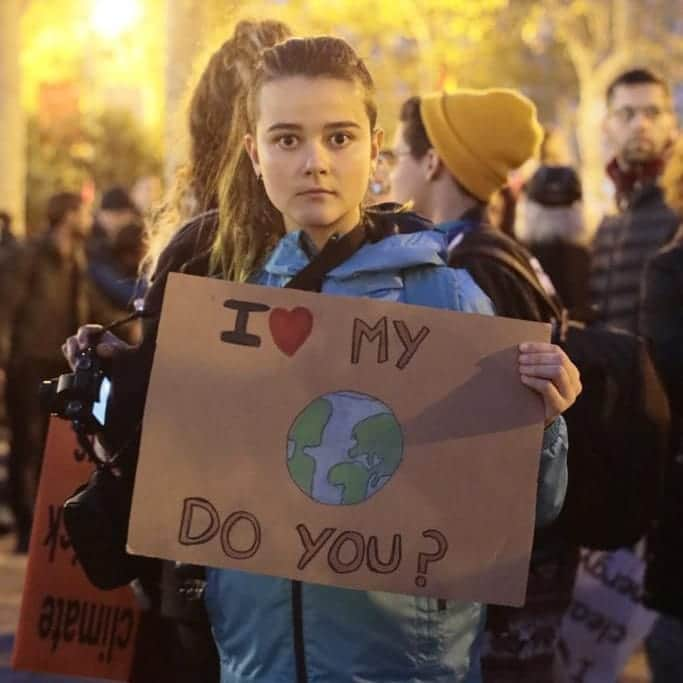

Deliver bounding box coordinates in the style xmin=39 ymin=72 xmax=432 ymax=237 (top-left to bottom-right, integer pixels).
xmin=590 ymin=68 xmax=679 ymax=333
xmin=3 ymin=192 xmax=91 ymax=552
xmin=389 ymin=88 xmax=576 ymax=682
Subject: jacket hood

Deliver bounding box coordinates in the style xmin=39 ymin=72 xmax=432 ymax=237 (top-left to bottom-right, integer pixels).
xmin=261 ymin=211 xmax=445 ymax=280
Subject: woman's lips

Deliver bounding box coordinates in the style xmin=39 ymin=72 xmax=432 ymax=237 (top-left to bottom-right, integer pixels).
xmin=298 ymin=188 xmax=335 ymax=196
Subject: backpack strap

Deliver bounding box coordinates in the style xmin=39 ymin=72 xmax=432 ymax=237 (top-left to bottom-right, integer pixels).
xmin=454 ymin=241 xmax=568 ymax=339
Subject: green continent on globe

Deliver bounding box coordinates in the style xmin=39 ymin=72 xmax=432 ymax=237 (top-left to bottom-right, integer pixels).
xmin=328 ymin=413 xmax=403 ymax=504
xmin=288 ymin=397 xmax=333 ymax=495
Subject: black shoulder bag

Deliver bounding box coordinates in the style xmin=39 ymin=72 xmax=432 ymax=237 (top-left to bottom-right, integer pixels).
xmin=454 ymin=239 xmax=671 ymax=550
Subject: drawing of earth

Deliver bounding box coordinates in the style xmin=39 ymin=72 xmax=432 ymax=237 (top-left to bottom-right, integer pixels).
xmin=287 ymin=391 xmax=404 ymax=505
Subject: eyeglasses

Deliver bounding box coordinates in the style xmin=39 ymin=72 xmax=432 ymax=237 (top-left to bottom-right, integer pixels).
xmin=609 ymin=105 xmax=671 ymax=123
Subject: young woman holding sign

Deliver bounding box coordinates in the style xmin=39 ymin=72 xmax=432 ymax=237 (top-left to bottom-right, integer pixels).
xmin=65 ymin=36 xmax=580 ymax=683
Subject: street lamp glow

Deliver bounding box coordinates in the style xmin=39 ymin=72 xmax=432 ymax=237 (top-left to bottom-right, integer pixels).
xmin=91 ymin=0 xmax=141 ymax=39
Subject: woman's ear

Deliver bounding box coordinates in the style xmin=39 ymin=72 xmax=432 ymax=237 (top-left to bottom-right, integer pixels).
xmin=370 ymin=128 xmax=384 ymax=174
xmin=244 ymin=134 xmax=261 ymax=179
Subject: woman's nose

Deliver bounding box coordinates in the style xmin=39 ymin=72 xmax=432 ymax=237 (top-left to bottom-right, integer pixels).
xmin=303 ymin=141 xmax=330 ymax=175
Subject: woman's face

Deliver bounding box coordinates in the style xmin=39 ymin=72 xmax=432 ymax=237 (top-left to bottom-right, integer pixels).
xmin=245 ymin=76 xmax=382 ymax=247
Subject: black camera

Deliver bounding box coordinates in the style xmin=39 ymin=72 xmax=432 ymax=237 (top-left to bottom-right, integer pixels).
xmin=40 ymin=346 xmax=111 ymax=434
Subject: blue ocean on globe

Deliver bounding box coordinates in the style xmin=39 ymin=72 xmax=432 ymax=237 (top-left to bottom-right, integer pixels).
xmin=287 ymin=391 xmax=404 ymax=505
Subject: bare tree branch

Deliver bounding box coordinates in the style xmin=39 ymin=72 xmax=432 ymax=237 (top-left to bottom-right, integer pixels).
xmin=594 ymin=48 xmax=634 ymax=87
xmin=612 ymin=0 xmax=632 ymax=56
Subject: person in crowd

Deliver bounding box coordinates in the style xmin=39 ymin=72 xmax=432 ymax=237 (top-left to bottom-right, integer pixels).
xmin=389 ymin=88 xmax=579 ymax=681
xmin=91 ymin=186 xmax=141 ymax=244
xmin=0 ymin=210 xmax=19 ymax=536
xmin=390 ymin=88 xmax=561 ymax=320
xmin=640 ymin=136 xmax=683 ymax=683
xmin=0 ymin=211 xmax=17 ymax=252
xmin=66 ymin=37 xmax=580 ymax=683
xmin=3 ymin=192 xmax=91 ymax=552
xmin=365 ymin=148 xmax=396 ymax=204
xmin=590 ymin=68 xmax=679 ymax=333
xmin=87 ymin=187 xmax=146 ymax=342
xmin=0 ymin=211 xmax=19 ymax=387
xmin=517 ymin=165 xmax=591 ymax=317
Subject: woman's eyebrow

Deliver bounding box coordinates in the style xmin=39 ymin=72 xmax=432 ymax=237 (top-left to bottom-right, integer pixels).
xmin=266 ymin=121 xmax=362 ymax=133
xmin=324 ymin=121 xmax=362 ymax=130
xmin=266 ymin=123 xmax=303 ymax=133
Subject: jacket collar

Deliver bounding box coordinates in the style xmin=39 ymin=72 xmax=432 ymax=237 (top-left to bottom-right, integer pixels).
xmin=435 ymin=206 xmax=486 ymax=252
xmin=260 ymin=228 xmax=447 ymax=280
xmin=260 ymin=231 xmax=312 ymax=277
xmin=607 ymin=158 xmax=665 ymax=209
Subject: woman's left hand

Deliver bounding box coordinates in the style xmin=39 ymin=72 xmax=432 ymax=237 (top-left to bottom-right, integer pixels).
xmin=518 ymin=342 xmax=582 ymax=427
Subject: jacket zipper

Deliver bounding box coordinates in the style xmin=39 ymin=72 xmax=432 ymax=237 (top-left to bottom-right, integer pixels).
xmin=292 ymin=580 xmax=308 ymax=683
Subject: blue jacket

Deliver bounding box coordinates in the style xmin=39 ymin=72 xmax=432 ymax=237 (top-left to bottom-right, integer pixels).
xmin=205 ymin=227 xmax=568 ymax=683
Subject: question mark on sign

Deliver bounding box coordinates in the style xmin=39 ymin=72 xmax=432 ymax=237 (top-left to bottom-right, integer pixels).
xmin=415 ymin=529 xmax=448 ymax=587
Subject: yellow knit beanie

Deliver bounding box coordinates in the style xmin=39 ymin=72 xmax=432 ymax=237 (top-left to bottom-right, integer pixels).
xmin=419 ymin=88 xmax=543 ymax=201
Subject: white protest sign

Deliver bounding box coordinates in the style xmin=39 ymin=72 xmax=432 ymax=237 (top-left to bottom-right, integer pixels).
xmin=557 ymin=548 xmax=657 ymax=682
xmin=128 ymin=273 xmax=550 ymax=606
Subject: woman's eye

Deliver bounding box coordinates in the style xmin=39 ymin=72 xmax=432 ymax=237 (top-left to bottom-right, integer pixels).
xmin=330 ymin=132 xmax=352 ymax=147
xmin=277 ymin=135 xmax=298 ymax=149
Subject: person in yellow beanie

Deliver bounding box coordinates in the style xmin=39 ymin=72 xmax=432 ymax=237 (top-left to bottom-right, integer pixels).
xmin=390 ymin=89 xmax=555 ymax=319
xmin=391 ymin=88 xmax=541 ymax=235
xmin=391 ymin=90 xmax=581 ymax=683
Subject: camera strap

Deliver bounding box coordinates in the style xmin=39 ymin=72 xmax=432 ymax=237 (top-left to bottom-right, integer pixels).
xmin=102 ymin=308 xmax=151 ymax=335
xmin=284 ymin=222 xmax=369 ymax=293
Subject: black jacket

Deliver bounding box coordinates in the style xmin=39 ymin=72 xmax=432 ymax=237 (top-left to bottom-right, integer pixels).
xmin=528 ymin=241 xmax=590 ymax=316
xmin=640 ymin=229 xmax=683 ymax=618
xmin=589 ymin=183 xmax=678 ymax=333
xmin=640 ymin=231 xmax=683 ymax=415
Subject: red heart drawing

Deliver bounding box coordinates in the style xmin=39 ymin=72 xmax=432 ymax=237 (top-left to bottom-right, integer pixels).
xmin=269 ymin=307 xmax=314 ymax=356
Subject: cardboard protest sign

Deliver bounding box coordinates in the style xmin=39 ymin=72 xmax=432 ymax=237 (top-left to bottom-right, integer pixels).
xmin=129 ymin=273 xmax=550 ymax=606
xmin=12 ymin=418 xmax=141 ymax=682
xmin=556 ymin=548 xmax=657 ymax=683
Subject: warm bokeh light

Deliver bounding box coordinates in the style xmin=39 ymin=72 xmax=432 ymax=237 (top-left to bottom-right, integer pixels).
xmin=8 ymin=0 xmax=680 ymax=235
xmin=91 ymin=0 xmax=141 ymax=39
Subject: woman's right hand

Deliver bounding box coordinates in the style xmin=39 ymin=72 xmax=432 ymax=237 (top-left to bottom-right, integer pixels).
xmin=62 ymin=324 xmax=132 ymax=370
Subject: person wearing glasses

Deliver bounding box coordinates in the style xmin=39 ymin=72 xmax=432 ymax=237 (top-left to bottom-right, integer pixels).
xmin=589 ymin=68 xmax=679 ymax=333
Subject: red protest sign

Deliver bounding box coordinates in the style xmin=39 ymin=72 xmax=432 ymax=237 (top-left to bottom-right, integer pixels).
xmin=12 ymin=418 xmax=141 ymax=681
